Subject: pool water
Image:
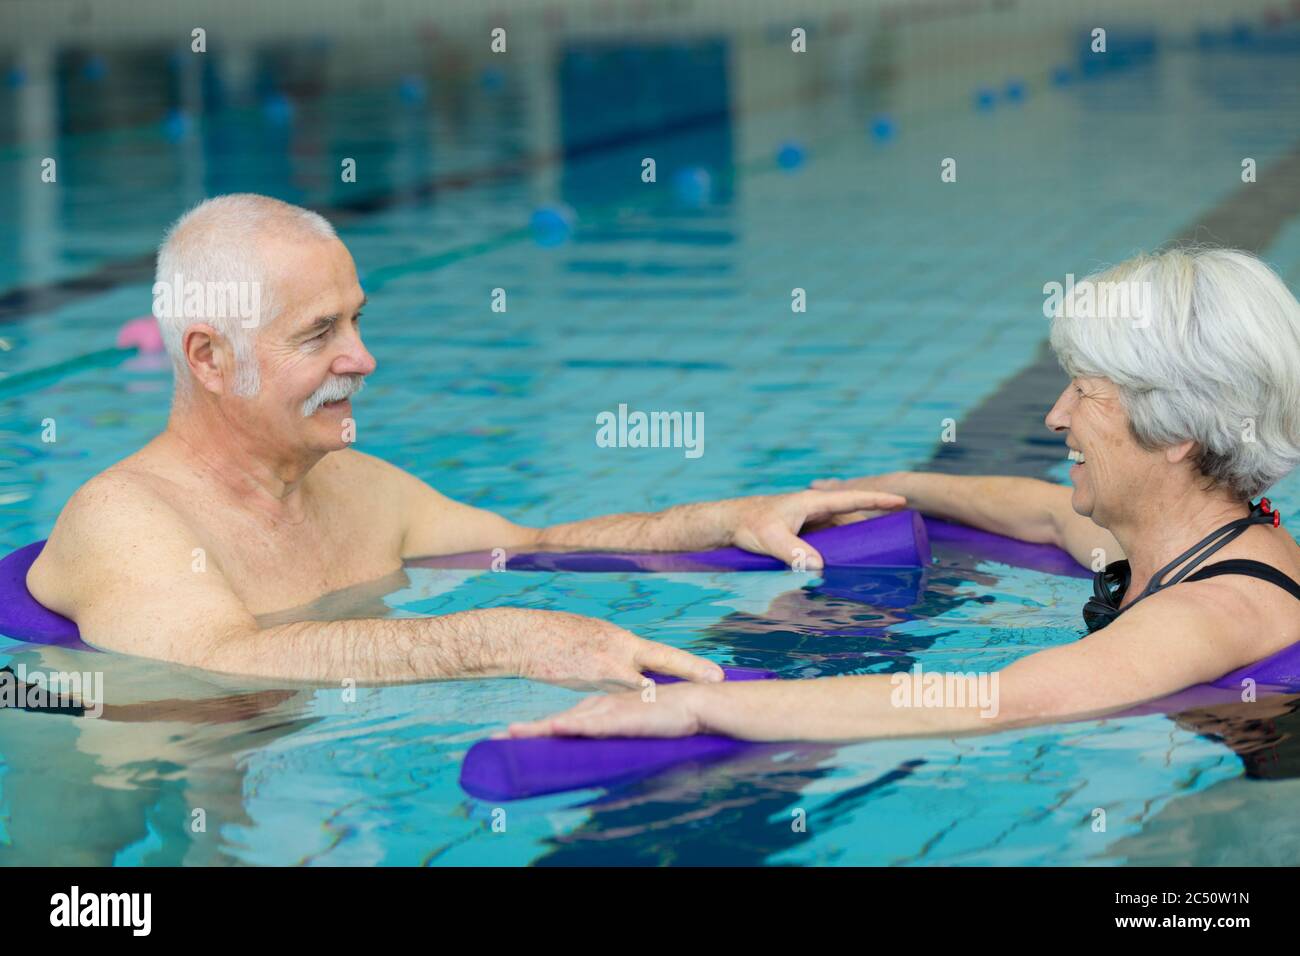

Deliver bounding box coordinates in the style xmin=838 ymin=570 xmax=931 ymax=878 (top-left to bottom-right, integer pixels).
xmin=3 ymin=8 xmax=1300 ymax=865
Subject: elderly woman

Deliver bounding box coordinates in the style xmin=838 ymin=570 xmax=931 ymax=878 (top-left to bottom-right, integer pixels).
xmin=510 ymin=247 xmax=1300 ymax=742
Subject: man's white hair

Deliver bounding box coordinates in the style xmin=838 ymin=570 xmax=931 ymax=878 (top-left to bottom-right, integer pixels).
xmin=154 ymin=193 xmax=337 ymax=398
xmin=1050 ymin=247 xmax=1300 ymax=499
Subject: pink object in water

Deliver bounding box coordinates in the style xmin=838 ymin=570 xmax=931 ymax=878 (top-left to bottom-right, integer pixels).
xmin=116 ymin=316 xmax=164 ymax=354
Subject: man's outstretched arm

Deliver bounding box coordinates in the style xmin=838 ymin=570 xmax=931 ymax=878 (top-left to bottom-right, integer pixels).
xmin=36 ymin=477 xmax=721 ymax=687
xmin=532 ymin=490 xmax=907 ymax=568
xmin=390 ymin=454 xmax=906 ymax=571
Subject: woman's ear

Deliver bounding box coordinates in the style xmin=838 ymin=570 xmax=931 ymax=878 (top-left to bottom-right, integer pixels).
xmin=1165 ymin=439 xmax=1197 ymax=464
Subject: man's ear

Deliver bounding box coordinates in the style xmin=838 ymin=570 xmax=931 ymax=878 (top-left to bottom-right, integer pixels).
xmin=1165 ymin=439 xmax=1197 ymax=464
xmin=182 ymin=324 xmax=226 ymax=396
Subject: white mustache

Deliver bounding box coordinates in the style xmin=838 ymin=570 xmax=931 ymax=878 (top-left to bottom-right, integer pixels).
xmin=301 ymin=375 xmax=365 ymax=417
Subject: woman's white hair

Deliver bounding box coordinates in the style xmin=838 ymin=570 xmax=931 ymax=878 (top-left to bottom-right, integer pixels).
xmin=1050 ymin=247 xmax=1300 ymax=499
xmin=154 ymin=194 xmax=336 ymax=398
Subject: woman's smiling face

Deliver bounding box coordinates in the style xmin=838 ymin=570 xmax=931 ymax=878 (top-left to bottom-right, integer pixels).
xmin=1045 ymin=376 xmax=1170 ymax=526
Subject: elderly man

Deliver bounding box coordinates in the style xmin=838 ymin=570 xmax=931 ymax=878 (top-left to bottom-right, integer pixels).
xmin=27 ymin=194 xmax=898 ymax=688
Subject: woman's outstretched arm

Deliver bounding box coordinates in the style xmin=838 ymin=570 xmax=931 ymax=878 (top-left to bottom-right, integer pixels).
xmin=509 ymin=581 xmax=1268 ymax=742
xmin=815 ymin=472 xmax=1121 ymax=567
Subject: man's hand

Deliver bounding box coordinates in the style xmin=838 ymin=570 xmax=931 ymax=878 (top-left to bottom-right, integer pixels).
xmin=724 ymin=489 xmax=906 ymax=569
xmin=514 ymin=612 xmax=724 ymax=691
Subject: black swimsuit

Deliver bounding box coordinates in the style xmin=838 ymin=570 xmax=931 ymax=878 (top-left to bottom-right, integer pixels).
xmin=1083 ymin=498 xmax=1300 ymax=633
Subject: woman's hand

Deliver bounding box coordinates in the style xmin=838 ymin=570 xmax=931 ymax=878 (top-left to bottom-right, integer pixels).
xmin=805 ymin=474 xmax=907 ymax=528
xmin=809 ymin=474 xmax=901 ymax=493
xmin=507 ymin=683 xmax=706 ymax=738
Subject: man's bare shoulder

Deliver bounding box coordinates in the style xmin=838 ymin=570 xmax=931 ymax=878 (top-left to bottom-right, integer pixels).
xmin=316 ymin=447 xmax=433 ymax=501
xmin=319 ymin=447 xmax=411 ymax=482
xmin=320 ymin=449 xmax=516 ymax=558
xmin=29 ymin=463 xmax=192 ymax=609
xmin=59 ymin=461 xmax=184 ymax=536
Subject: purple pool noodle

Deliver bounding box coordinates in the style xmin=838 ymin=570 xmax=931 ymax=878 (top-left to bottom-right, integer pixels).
xmin=1212 ymin=643 xmax=1300 ymax=688
xmin=0 ymin=541 xmax=88 ymax=650
xmin=641 ymin=666 xmax=776 ymax=685
xmin=6 ymin=513 xmax=1300 ymax=730
xmin=1117 ymin=644 xmax=1300 ymax=716
xmin=414 ymin=509 xmax=929 ymax=572
xmin=456 ymin=519 xmax=1300 ymax=799
xmin=461 ymin=666 xmax=775 ymax=801
xmin=461 ymin=733 xmax=754 ymax=802
xmin=467 ymin=637 xmax=1300 ymax=800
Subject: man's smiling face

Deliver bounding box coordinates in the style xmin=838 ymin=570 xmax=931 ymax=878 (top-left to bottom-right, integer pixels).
xmin=241 ymin=233 xmax=375 ymax=457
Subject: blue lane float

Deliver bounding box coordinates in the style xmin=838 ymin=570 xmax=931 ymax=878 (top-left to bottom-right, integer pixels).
xmin=1050 ymin=65 xmax=1074 ymax=87
xmin=261 ymin=92 xmax=295 ymax=126
xmin=672 ymin=166 xmax=713 ymax=207
xmin=775 ymin=140 xmax=806 ymax=171
xmin=397 ymin=75 xmax=427 ymax=104
xmin=162 ymin=108 xmax=192 ymax=143
xmin=529 ymin=203 xmax=576 ymax=247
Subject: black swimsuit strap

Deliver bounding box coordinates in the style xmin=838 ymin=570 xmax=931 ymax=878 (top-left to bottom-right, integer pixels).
xmin=1126 ymin=506 xmax=1277 ymax=608
xmin=1083 ymin=501 xmax=1284 ymax=632
xmin=1184 ymin=559 xmax=1300 ymax=602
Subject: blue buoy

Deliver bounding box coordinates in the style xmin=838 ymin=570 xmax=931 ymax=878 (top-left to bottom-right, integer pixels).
xmin=5 ymin=67 xmax=25 ymax=88
xmin=479 ymin=67 xmax=504 ymax=92
xmin=83 ymin=55 xmax=107 ymax=81
xmin=262 ymin=92 xmax=294 ymax=125
xmin=776 ymin=140 xmax=806 ymax=171
xmin=672 ymin=166 xmax=713 ymax=207
xmin=1050 ymin=65 xmax=1073 ymax=86
xmin=162 ymin=108 xmax=192 ymax=142
xmin=1003 ymin=78 xmax=1026 ymax=103
xmin=973 ymin=87 xmax=996 ymax=111
xmin=530 ymin=204 xmax=576 ymax=247
xmin=869 ymin=114 xmax=896 ymax=143
xmin=398 ymin=75 xmax=427 ymax=104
